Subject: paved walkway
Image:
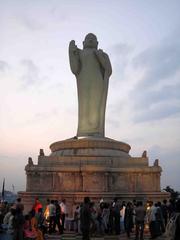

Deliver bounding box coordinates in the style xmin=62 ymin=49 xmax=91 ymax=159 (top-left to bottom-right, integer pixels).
xmin=0 ymin=232 xmax=166 ymax=240
xmin=44 ymin=231 xmax=167 ymax=240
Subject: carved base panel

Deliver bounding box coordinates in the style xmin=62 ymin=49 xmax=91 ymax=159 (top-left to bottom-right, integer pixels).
xmin=25 ymin=170 xmax=161 ymax=193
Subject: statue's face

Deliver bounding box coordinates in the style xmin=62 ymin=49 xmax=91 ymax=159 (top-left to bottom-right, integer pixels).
xmin=83 ymin=33 xmax=98 ymax=49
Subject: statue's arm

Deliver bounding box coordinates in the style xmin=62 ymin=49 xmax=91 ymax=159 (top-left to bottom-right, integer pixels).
xmin=95 ymin=50 xmax=112 ymax=80
xmin=69 ymin=40 xmax=81 ymax=76
xmin=103 ymin=52 xmax=112 ymax=78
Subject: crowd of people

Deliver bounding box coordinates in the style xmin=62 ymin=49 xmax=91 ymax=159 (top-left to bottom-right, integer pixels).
xmin=0 ymin=197 xmax=43 ymax=240
xmin=0 ymin=197 xmax=69 ymax=240
xmin=0 ymin=196 xmax=180 ymax=240
xmin=78 ymin=197 xmax=180 ymax=240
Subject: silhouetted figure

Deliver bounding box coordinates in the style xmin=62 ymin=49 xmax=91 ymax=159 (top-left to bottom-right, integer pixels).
xmin=15 ymin=198 xmax=24 ymax=213
xmin=175 ymin=199 xmax=180 ymax=240
xmin=53 ymin=200 xmax=62 ymax=234
xmin=161 ymin=199 xmax=168 ymax=227
xmin=134 ymin=201 xmax=146 ymax=240
xmin=13 ymin=208 xmax=24 ymax=240
xmin=60 ymin=199 xmax=67 ymax=232
xmin=80 ymin=197 xmax=91 ymax=240
xmin=124 ymin=202 xmax=134 ymax=238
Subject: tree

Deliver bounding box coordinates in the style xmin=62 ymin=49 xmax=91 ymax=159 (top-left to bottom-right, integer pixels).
xmin=163 ymin=186 xmax=179 ymax=200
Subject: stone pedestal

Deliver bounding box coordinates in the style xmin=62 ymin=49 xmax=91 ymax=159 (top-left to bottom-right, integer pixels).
xmin=19 ymin=137 xmax=169 ymax=215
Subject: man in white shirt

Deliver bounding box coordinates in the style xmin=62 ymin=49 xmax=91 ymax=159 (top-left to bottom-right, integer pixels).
xmin=147 ymin=201 xmax=157 ymax=238
xmin=48 ymin=200 xmax=56 ymax=233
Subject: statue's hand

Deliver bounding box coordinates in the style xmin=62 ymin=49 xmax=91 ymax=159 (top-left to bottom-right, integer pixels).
xmin=94 ymin=49 xmax=104 ymax=57
xmin=69 ymin=40 xmax=76 ymax=47
xmin=69 ymin=40 xmax=78 ymax=53
xmin=98 ymin=49 xmax=104 ymax=53
xmin=94 ymin=49 xmax=106 ymax=68
xmin=69 ymin=40 xmax=80 ymax=75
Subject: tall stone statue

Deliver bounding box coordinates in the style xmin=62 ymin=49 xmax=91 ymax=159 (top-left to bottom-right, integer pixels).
xmin=69 ymin=33 xmax=112 ymax=138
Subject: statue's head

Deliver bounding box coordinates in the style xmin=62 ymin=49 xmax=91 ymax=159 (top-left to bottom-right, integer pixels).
xmin=83 ymin=33 xmax=98 ymax=49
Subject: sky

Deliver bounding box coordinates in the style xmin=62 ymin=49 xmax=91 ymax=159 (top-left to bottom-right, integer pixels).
xmin=0 ymin=0 xmax=180 ymax=193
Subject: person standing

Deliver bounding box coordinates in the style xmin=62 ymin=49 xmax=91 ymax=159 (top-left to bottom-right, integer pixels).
xmin=174 ymin=199 xmax=180 ymax=240
xmin=147 ymin=201 xmax=159 ymax=239
xmin=168 ymin=199 xmax=176 ymax=218
xmin=80 ymin=197 xmax=91 ymax=240
xmin=102 ymin=203 xmax=110 ymax=234
xmin=156 ymin=202 xmax=165 ymax=234
xmin=60 ymin=199 xmax=67 ymax=232
xmin=36 ymin=208 xmax=47 ymax=235
xmin=113 ymin=198 xmax=121 ymax=235
xmin=134 ymin=201 xmax=146 ymax=240
xmin=32 ymin=197 xmax=42 ymax=214
xmin=48 ymin=200 xmax=56 ymax=234
xmin=165 ymin=199 xmax=180 ymax=240
xmin=2 ymin=208 xmax=16 ymax=240
xmin=53 ymin=200 xmax=62 ymax=234
xmin=13 ymin=207 xmax=24 ymax=240
xmin=124 ymin=202 xmax=134 ymax=238
xmin=120 ymin=201 xmax=126 ymax=233
xmin=161 ymin=199 xmax=168 ymax=227
xmin=74 ymin=205 xmax=81 ymax=233
xmin=15 ymin=198 xmax=24 ymax=213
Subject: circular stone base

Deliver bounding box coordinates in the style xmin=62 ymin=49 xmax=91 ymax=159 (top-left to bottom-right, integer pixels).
xmin=49 ymin=137 xmax=131 ymax=158
xmin=50 ymin=137 xmax=130 ymax=152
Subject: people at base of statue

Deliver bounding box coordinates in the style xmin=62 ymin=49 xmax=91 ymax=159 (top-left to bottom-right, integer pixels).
xmin=47 ymin=200 xmax=56 ymax=234
xmin=32 ymin=198 xmax=42 ymax=214
xmin=60 ymin=199 xmax=67 ymax=233
xmin=134 ymin=201 xmax=146 ymax=240
xmin=26 ymin=209 xmax=43 ymax=240
xmin=124 ymin=202 xmax=134 ymax=238
xmin=2 ymin=197 xmax=179 ymax=239
xmin=80 ymin=197 xmax=91 ymax=240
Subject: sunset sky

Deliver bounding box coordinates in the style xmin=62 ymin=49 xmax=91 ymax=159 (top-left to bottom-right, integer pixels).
xmin=0 ymin=0 xmax=180 ymax=193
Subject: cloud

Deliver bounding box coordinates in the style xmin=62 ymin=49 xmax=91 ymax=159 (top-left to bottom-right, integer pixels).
xmin=34 ymin=109 xmax=59 ymax=120
xmin=17 ymin=3 xmax=68 ymax=31
xmin=129 ymin=30 xmax=180 ymax=123
xmin=20 ymin=15 xmax=45 ymax=31
xmin=0 ymin=60 xmax=9 ymax=72
xmin=134 ymin=101 xmax=180 ymax=123
xmin=110 ymin=43 xmax=133 ymax=56
xmin=20 ymin=59 xmax=40 ymax=87
xmin=15 ymin=5 xmax=46 ymax=31
xmin=107 ymin=118 xmax=120 ymax=128
xmin=133 ymin=43 xmax=180 ymax=89
xmin=134 ymin=83 xmax=180 ymax=110
xmin=148 ymin=145 xmax=180 ymax=190
xmin=109 ymin=43 xmax=133 ymax=83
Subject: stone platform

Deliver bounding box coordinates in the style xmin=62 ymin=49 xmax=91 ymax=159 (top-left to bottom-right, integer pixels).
xmin=19 ymin=137 xmax=169 ymax=214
